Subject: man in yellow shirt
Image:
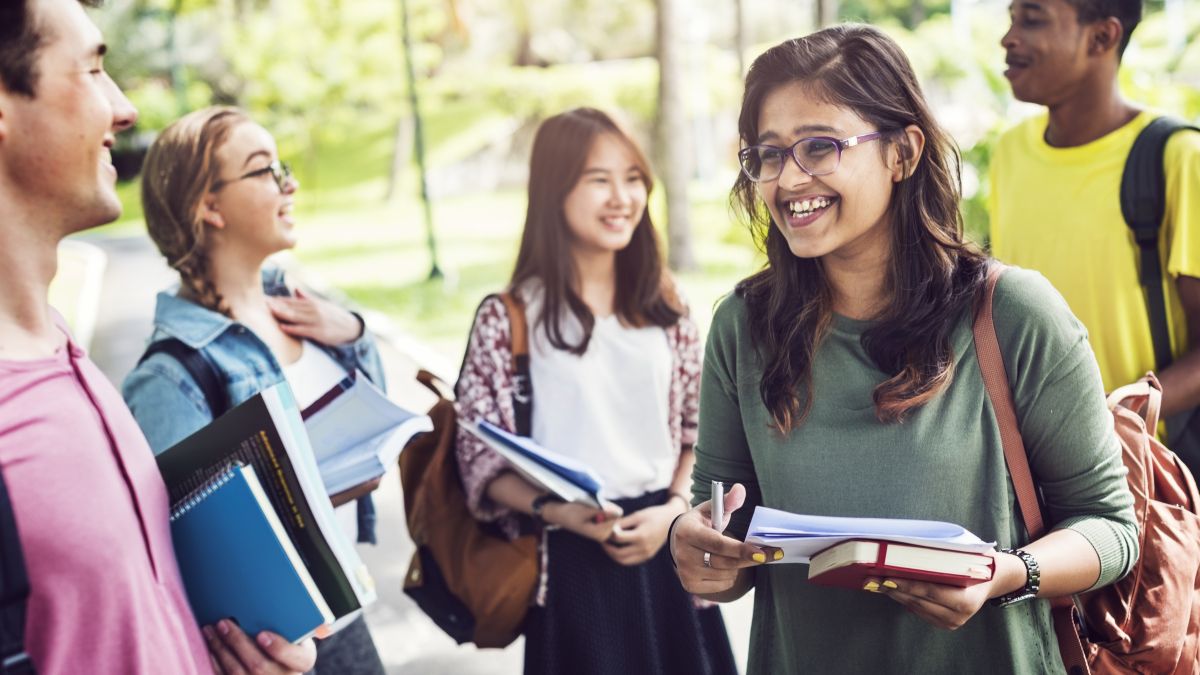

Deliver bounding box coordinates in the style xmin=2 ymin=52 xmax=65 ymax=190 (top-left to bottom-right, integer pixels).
xmin=990 ymin=0 xmax=1200 ymax=466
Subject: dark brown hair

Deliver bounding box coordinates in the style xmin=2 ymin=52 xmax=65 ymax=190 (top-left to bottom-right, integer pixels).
xmin=732 ymin=25 xmax=988 ymax=431
xmin=141 ymin=106 xmax=250 ymax=316
xmin=511 ymin=107 xmax=682 ymax=354
xmin=1068 ymin=0 xmax=1142 ymax=57
xmin=0 ymin=0 xmax=103 ymax=97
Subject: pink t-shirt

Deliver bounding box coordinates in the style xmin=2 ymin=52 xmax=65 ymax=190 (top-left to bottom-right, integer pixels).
xmin=0 ymin=322 xmax=212 ymax=675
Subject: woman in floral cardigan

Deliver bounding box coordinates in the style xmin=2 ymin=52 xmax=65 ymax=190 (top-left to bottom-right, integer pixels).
xmin=454 ymin=108 xmax=734 ymax=675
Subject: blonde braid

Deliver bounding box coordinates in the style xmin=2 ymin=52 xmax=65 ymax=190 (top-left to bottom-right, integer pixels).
xmin=141 ymin=106 xmax=247 ymax=318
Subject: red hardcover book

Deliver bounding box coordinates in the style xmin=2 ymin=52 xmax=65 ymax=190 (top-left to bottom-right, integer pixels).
xmin=807 ymin=539 xmax=995 ymax=589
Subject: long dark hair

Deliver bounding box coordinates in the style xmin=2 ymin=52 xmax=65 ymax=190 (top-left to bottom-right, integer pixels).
xmin=732 ymin=25 xmax=988 ymax=431
xmin=511 ymin=107 xmax=682 ymax=354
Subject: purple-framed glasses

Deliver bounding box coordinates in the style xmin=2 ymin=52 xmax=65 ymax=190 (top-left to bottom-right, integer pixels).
xmin=738 ymin=131 xmax=890 ymax=182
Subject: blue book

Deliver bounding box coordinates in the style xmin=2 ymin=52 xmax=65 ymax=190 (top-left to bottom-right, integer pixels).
xmin=470 ymin=421 xmax=604 ymax=504
xmin=170 ymin=463 xmax=333 ymax=643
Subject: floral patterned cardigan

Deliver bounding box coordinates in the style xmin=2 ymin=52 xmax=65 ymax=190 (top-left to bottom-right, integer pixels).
xmin=453 ymin=293 xmax=702 ymax=605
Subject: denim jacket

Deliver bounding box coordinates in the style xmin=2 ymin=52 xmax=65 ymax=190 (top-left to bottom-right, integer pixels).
xmin=121 ymin=267 xmax=385 ymax=543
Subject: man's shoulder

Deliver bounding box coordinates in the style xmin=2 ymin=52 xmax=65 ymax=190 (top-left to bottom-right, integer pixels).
xmin=1163 ymin=122 xmax=1200 ymax=162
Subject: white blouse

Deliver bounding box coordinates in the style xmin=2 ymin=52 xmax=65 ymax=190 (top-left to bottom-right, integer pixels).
xmin=524 ymin=288 xmax=676 ymax=499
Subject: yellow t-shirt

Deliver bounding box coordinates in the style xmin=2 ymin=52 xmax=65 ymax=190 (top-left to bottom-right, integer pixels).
xmin=989 ymin=111 xmax=1200 ymax=392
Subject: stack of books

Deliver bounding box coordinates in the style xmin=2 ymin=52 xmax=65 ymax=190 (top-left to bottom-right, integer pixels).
xmin=158 ymin=383 xmax=379 ymax=643
xmin=745 ymin=507 xmax=997 ymax=589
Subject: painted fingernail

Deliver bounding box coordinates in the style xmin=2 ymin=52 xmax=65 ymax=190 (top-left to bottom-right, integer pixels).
xmin=772 ymin=550 xmax=784 ymax=561
xmin=882 ymin=580 xmax=899 ymax=590
xmin=752 ymin=552 xmax=767 ymax=563
xmin=217 ymin=620 xmax=230 ymax=635
xmin=863 ymin=581 xmax=881 ymax=592
xmin=257 ymin=632 xmax=273 ymax=648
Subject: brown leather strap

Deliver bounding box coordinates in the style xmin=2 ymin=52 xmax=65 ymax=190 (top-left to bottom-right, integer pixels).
xmin=972 ymin=265 xmax=1045 ymax=538
xmin=497 ymin=292 xmax=532 ymax=436
xmin=498 ymin=292 xmax=528 ymax=357
xmin=972 ymin=263 xmax=1092 ymax=675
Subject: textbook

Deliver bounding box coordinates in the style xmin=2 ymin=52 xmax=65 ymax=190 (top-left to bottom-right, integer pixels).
xmin=807 ymin=539 xmax=995 ymax=589
xmin=745 ymin=507 xmax=996 ymax=563
xmin=302 ymin=370 xmax=433 ymax=496
xmin=461 ymin=419 xmax=604 ymax=507
xmin=157 ymin=382 xmax=377 ymax=635
xmin=170 ymin=463 xmax=333 ymax=642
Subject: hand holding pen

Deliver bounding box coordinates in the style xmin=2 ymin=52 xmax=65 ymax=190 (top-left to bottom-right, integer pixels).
xmin=667 ymin=481 xmax=784 ymax=597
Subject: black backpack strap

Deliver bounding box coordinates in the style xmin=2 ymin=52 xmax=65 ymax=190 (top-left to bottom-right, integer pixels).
xmin=1120 ymin=116 xmax=1200 ymax=371
xmin=138 ymin=338 xmax=230 ymax=418
xmin=456 ymin=294 xmax=533 ymax=436
xmin=497 ymin=293 xmax=532 ymax=437
xmin=0 ymin=470 xmax=35 ymax=675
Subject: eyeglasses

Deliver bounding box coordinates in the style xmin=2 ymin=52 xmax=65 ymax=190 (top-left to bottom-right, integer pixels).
xmin=211 ymin=160 xmax=293 ymax=192
xmin=737 ymin=131 xmax=890 ymax=183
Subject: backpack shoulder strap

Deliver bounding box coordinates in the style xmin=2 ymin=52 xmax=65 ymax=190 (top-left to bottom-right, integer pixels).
xmin=1120 ymin=116 xmax=1200 ymax=371
xmin=0 ymin=469 xmax=36 ymax=674
xmin=972 ymin=263 xmax=1091 ymax=674
xmin=973 ymin=265 xmax=1045 ymax=537
xmin=497 ymin=293 xmax=532 ymax=437
xmin=138 ymin=338 xmax=230 ymax=418
xmin=452 ymin=294 xmax=532 ymax=436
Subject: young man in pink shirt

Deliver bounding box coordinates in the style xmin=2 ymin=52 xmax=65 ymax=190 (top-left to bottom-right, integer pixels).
xmin=0 ymin=1 xmax=318 ymax=673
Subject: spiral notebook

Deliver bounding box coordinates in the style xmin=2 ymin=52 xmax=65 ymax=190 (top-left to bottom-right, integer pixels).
xmin=169 ymin=463 xmax=333 ymax=643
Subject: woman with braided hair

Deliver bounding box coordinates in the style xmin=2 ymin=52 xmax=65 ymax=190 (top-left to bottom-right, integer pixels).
xmin=122 ymin=106 xmax=388 ymax=675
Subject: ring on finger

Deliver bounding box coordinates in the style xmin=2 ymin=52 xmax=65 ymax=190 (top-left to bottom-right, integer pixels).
xmin=703 ymin=551 xmax=712 ymax=568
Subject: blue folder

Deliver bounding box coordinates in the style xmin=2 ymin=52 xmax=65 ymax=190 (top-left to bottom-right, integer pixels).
xmin=476 ymin=420 xmax=603 ymax=495
xmin=170 ymin=464 xmax=333 ymax=642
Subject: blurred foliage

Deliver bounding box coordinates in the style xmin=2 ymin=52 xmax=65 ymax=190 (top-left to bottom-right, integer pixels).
xmin=93 ymin=0 xmax=1200 ymax=255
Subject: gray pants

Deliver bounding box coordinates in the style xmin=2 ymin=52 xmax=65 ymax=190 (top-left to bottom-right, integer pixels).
xmin=308 ymin=614 xmax=386 ymax=675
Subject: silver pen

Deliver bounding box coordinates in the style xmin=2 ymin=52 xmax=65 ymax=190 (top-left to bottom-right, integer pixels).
xmin=711 ymin=480 xmax=725 ymax=534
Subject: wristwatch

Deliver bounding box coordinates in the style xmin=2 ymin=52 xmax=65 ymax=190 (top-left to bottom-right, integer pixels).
xmin=530 ymin=493 xmax=562 ymax=527
xmin=991 ymin=547 xmax=1041 ymax=608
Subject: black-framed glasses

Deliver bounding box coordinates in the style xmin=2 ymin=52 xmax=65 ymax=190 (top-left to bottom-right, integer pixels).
xmin=211 ymin=160 xmax=293 ymax=192
xmin=737 ymin=131 xmax=890 ymax=183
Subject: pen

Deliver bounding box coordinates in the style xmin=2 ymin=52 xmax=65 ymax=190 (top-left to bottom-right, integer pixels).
xmin=711 ymin=480 xmax=725 ymax=534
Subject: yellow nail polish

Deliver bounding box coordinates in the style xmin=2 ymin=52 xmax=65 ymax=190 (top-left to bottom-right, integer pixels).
xmin=752 ymin=552 xmax=767 ymax=563
xmin=863 ymin=581 xmax=880 ymax=592
xmin=772 ymin=550 xmax=784 ymax=561
xmin=882 ymin=580 xmax=899 ymax=590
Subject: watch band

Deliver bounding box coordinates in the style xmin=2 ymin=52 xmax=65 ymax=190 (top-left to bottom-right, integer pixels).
xmin=530 ymin=493 xmax=562 ymax=527
xmin=991 ymin=547 xmax=1041 ymax=608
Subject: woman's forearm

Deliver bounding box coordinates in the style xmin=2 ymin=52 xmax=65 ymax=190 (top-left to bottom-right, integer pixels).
xmin=1010 ymin=528 xmax=1102 ymax=598
xmin=484 ymin=470 xmax=541 ymax=515
xmin=671 ymin=447 xmax=697 ymax=501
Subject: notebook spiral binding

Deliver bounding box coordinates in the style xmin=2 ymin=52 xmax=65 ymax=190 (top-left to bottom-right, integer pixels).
xmin=170 ymin=463 xmax=239 ymax=523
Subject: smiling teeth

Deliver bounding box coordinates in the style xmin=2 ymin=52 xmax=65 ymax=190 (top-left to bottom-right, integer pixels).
xmin=789 ymin=197 xmax=831 ymax=215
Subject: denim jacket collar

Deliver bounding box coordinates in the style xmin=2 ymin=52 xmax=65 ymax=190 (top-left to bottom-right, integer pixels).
xmin=152 ymin=267 xmax=289 ymax=350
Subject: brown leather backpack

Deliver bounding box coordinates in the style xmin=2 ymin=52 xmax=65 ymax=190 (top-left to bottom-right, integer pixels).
xmin=399 ymin=293 xmax=538 ymax=648
xmin=975 ymin=265 xmax=1200 ymax=675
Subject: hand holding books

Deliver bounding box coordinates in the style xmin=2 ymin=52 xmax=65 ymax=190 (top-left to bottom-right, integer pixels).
xmin=743 ymin=506 xmax=1035 ymax=631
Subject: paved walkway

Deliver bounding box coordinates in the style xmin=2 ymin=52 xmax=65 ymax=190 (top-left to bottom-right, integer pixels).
xmin=78 ymin=233 xmax=753 ymax=674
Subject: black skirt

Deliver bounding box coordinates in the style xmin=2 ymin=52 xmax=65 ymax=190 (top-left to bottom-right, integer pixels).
xmin=523 ymin=490 xmax=738 ymax=675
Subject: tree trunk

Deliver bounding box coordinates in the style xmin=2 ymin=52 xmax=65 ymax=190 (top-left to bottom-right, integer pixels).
xmin=910 ymin=0 xmax=925 ymax=28
xmin=656 ymin=0 xmax=697 ymax=272
xmin=814 ymin=0 xmax=838 ymax=28
xmin=384 ymin=116 xmax=414 ymax=202
xmin=734 ymin=0 xmax=746 ymax=76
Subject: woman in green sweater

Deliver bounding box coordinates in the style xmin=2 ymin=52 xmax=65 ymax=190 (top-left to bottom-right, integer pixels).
xmin=668 ymin=25 xmax=1137 ymax=674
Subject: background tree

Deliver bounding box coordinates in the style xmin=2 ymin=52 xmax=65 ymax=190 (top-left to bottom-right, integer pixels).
xmin=655 ymin=0 xmax=696 ymax=272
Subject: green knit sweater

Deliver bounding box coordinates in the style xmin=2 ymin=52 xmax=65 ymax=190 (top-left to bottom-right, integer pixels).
xmin=691 ymin=267 xmax=1137 ymax=675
